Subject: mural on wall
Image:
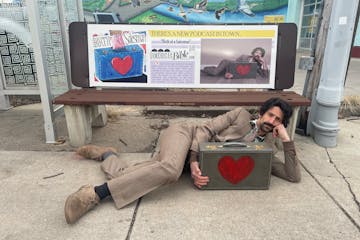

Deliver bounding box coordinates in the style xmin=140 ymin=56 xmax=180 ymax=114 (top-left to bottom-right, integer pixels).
xmin=83 ymin=0 xmax=288 ymax=24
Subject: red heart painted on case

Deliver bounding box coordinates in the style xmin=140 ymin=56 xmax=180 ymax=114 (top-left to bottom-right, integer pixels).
xmin=218 ymin=156 xmax=254 ymax=184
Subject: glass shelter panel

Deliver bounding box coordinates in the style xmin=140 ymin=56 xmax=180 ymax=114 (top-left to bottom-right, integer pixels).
xmin=0 ymin=0 xmax=79 ymax=95
xmin=0 ymin=2 xmax=37 ymax=89
xmin=37 ymin=0 xmax=68 ymax=97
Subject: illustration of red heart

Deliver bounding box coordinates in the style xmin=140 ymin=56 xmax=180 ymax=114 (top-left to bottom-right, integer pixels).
xmin=236 ymin=64 xmax=251 ymax=75
xmin=111 ymin=56 xmax=133 ymax=75
xmin=218 ymin=156 xmax=254 ymax=184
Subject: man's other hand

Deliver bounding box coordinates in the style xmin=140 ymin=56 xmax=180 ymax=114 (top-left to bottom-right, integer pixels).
xmin=224 ymin=72 xmax=233 ymax=79
xmin=273 ymin=124 xmax=290 ymax=142
xmin=190 ymin=161 xmax=209 ymax=189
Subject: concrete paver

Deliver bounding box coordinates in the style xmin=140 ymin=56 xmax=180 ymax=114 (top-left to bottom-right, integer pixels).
xmin=0 ymin=152 xmax=152 ymax=240
xmin=295 ymin=119 xmax=360 ymax=233
xmin=132 ymin=174 xmax=359 ymax=239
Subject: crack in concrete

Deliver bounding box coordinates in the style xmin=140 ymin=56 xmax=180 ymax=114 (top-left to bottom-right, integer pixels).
xmin=126 ymin=135 xmax=160 ymax=240
xmin=126 ymin=197 xmax=142 ymax=240
xmin=325 ymin=149 xmax=360 ymax=212
xmin=300 ymin=161 xmax=360 ymax=232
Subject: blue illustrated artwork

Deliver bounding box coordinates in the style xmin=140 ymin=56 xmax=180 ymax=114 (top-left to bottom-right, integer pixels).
xmin=94 ymin=45 xmax=144 ymax=81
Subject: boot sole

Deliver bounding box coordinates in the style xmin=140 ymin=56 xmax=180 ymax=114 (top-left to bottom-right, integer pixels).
xmin=64 ymin=194 xmax=78 ymax=224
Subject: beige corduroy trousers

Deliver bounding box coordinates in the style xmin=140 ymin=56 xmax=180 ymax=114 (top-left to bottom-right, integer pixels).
xmin=100 ymin=123 xmax=194 ymax=209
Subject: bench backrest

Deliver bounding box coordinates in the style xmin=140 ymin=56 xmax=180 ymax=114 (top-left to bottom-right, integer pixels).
xmin=69 ymin=22 xmax=297 ymax=90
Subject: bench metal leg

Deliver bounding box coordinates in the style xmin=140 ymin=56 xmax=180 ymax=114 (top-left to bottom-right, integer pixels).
xmin=287 ymin=106 xmax=300 ymax=141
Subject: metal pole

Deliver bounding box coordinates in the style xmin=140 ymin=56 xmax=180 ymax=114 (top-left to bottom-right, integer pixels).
xmin=25 ymin=0 xmax=57 ymax=143
xmin=0 ymin=72 xmax=11 ymax=110
xmin=308 ymin=0 xmax=360 ymax=147
xmin=56 ymin=0 xmax=72 ymax=90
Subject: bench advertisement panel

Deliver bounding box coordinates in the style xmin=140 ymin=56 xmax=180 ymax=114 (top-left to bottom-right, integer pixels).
xmin=88 ymin=24 xmax=278 ymax=89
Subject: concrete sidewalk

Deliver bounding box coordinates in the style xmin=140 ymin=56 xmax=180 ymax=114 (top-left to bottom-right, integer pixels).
xmin=1 ymin=109 xmax=360 ymax=239
xmin=0 ymin=126 xmax=360 ymax=239
xmin=1 ymin=57 xmax=360 ymax=239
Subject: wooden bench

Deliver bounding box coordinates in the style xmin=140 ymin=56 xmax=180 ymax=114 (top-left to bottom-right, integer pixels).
xmin=53 ymin=22 xmax=310 ymax=147
xmin=53 ymin=89 xmax=309 ymax=146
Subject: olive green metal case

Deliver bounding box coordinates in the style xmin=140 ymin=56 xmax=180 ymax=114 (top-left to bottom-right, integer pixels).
xmin=199 ymin=142 xmax=273 ymax=190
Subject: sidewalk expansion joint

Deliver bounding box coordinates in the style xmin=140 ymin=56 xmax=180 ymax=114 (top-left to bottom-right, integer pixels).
xmin=125 ymin=197 xmax=142 ymax=240
xmin=325 ymin=149 xmax=360 ymax=213
xmin=300 ymin=161 xmax=360 ymax=232
xmin=125 ymin=151 xmax=157 ymax=240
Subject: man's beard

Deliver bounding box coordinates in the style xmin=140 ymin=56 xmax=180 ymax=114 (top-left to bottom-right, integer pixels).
xmin=260 ymin=122 xmax=274 ymax=133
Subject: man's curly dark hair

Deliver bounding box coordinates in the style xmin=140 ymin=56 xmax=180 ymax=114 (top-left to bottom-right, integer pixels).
xmin=259 ymin=98 xmax=293 ymax=127
xmin=251 ymin=47 xmax=266 ymax=57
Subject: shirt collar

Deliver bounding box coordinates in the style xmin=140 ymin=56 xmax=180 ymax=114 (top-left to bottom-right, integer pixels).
xmin=250 ymin=119 xmax=265 ymax=142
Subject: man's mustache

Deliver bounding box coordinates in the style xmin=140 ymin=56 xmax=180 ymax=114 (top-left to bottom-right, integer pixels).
xmin=262 ymin=122 xmax=274 ymax=131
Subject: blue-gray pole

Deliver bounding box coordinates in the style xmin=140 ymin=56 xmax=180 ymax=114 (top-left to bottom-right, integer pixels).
xmin=307 ymin=0 xmax=360 ymax=147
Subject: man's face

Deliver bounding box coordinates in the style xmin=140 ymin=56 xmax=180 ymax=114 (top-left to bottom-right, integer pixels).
xmin=252 ymin=50 xmax=263 ymax=60
xmin=258 ymin=106 xmax=284 ymax=133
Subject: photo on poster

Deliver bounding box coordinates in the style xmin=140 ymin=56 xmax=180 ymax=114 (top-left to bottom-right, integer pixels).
xmin=200 ymin=38 xmax=272 ymax=85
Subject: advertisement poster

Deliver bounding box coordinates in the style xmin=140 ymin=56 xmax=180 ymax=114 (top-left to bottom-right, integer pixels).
xmin=88 ymin=24 xmax=278 ymax=88
xmin=83 ymin=0 xmax=288 ymax=24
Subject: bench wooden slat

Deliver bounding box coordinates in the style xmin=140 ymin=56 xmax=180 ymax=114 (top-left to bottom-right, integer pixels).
xmin=53 ymin=89 xmax=310 ymax=107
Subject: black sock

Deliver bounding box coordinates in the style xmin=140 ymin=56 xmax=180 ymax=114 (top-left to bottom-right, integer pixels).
xmin=94 ymin=182 xmax=111 ymax=200
xmin=101 ymin=151 xmax=117 ymax=161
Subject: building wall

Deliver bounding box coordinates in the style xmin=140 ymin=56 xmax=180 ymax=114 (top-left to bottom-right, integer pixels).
xmin=288 ymin=0 xmax=359 ymax=57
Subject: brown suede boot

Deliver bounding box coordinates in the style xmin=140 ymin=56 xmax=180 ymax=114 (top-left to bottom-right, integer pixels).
xmin=76 ymin=145 xmax=117 ymax=161
xmin=64 ymin=185 xmax=100 ymax=224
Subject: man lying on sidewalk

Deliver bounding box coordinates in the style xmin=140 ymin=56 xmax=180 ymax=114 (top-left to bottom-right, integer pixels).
xmin=64 ymin=97 xmax=301 ymax=224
